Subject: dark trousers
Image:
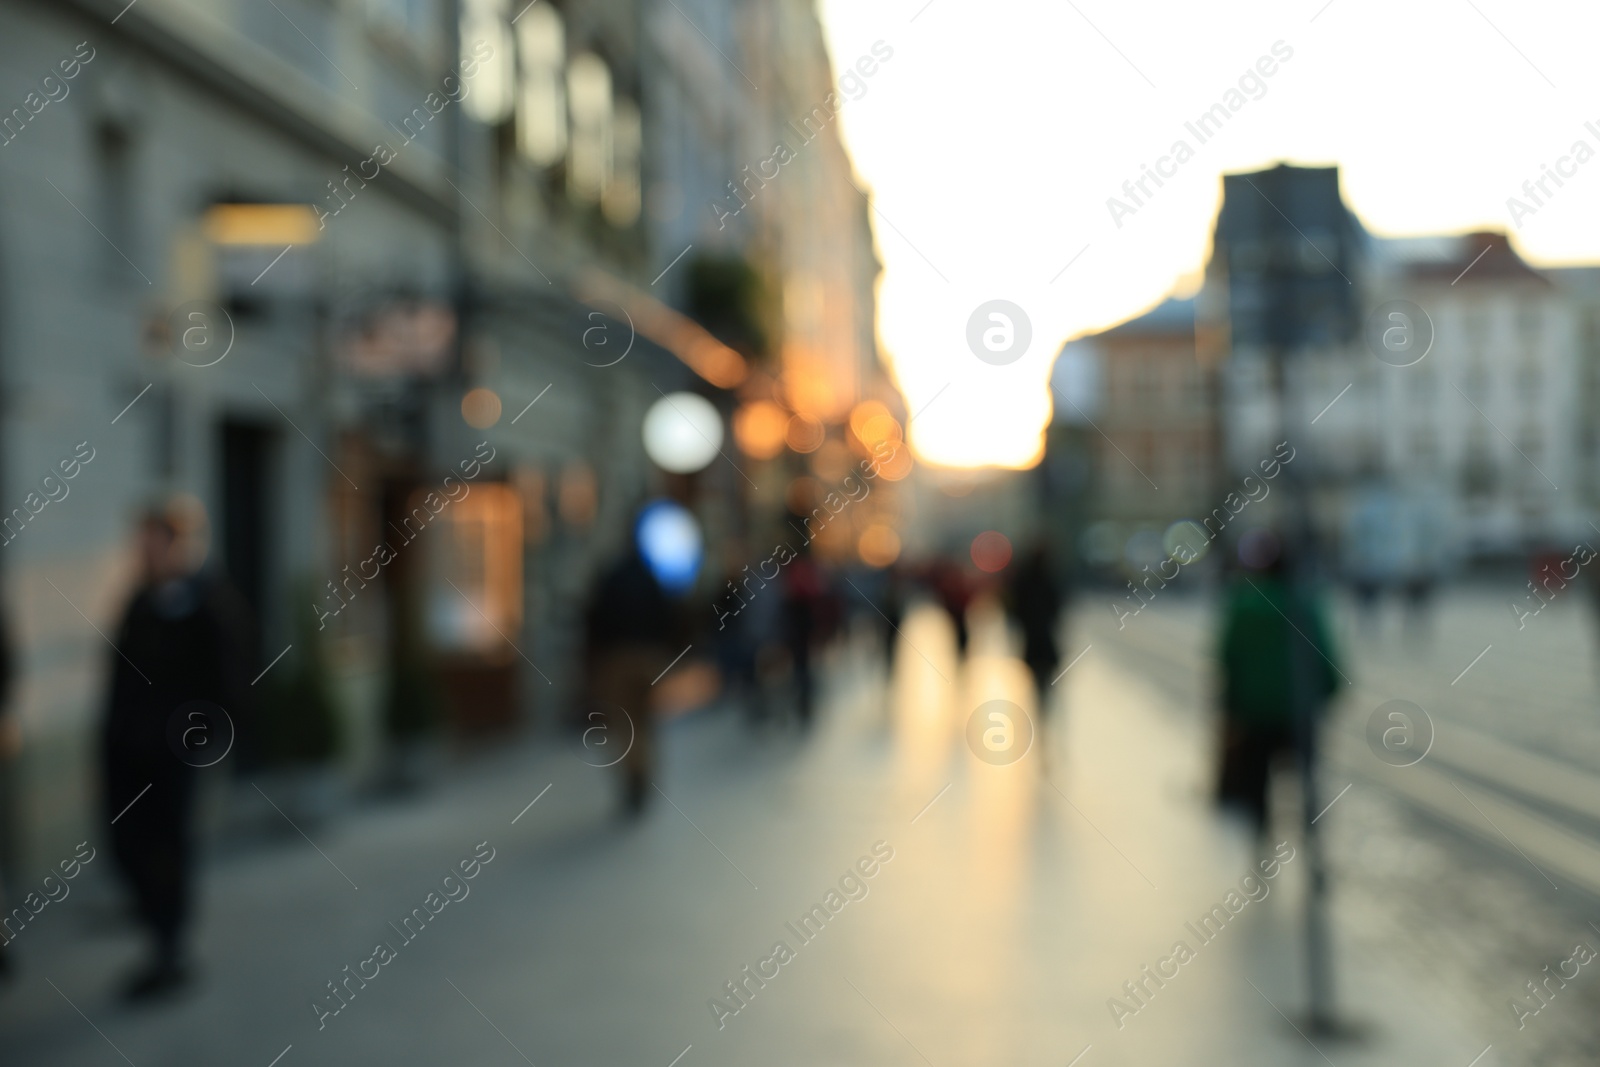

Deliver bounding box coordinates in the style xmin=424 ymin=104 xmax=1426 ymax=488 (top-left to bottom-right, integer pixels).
xmin=590 ymin=645 xmax=662 ymax=781
xmin=106 ymin=762 xmax=195 ymax=959
xmin=1217 ymin=719 xmax=1293 ymax=833
xmin=1026 ymin=659 xmax=1058 ymax=717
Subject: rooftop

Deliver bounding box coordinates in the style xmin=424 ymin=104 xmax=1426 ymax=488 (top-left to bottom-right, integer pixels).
xmin=1396 ymin=230 xmax=1549 ymax=287
xmin=1097 ymin=296 xmax=1196 ymax=339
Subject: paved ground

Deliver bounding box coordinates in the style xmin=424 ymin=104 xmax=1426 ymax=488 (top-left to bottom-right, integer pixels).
xmin=0 ymin=592 xmax=1583 ymax=1066
xmin=1085 ymin=584 xmax=1600 ymax=1067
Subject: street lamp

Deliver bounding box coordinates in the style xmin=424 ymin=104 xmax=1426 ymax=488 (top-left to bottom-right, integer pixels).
xmin=642 ymin=392 xmax=723 ymax=474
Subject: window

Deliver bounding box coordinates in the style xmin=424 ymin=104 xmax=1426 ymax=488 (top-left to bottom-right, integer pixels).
xmin=1181 ymin=360 xmax=1201 ymax=410
xmin=1231 ymin=240 xmax=1265 ymax=274
xmin=1411 ymin=426 xmax=1436 ymax=465
xmin=1133 ymin=358 xmax=1158 ymax=410
xmin=461 ymin=0 xmax=515 ymax=126
xmin=566 ymin=52 xmax=612 ymax=203
xmin=1299 ymin=229 xmax=1336 ymax=273
xmin=1517 ymin=357 xmax=1541 ymax=401
xmin=1462 ymin=427 xmax=1495 ymax=495
xmin=602 ymin=98 xmax=641 ymax=227
xmin=1408 ymin=362 xmax=1434 ymax=403
xmin=1517 ymin=307 xmax=1542 ymax=347
xmin=366 ymin=0 xmax=434 ymax=44
xmin=1464 ymin=357 xmax=1489 ymax=401
xmin=515 ymin=5 xmax=566 ymax=166
xmin=1114 ymin=359 xmax=1133 ymax=409
xmin=1463 ymin=310 xmax=1488 ymax=355
xmin=95 ymin=121 xmax=136 ymax=285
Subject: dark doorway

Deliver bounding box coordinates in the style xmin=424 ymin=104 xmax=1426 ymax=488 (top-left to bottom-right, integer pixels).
xmin=220 ymin=419 xmax=277 ymax=661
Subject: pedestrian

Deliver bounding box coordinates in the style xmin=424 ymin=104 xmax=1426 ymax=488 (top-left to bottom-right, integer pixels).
xmin=1006 ymin=542 xmax=1064 ymax=721
xmin=1397 ymin=492 xmax=1444 ymax=643
xmin=781 ymin=548 xmax=826 ymax=727
xmin=713 ymin=558 xmax=765 ymax=726
xmin=932 ymin=557 xmax=972 ymax=659
xmin=584 ymin=533 xmax=679 ymax=816
xmin=102 ymin=495 xmax=251 ymax=1001
xmin=879 ymin=563 xmax=906 ymax=673
xmin=1343 ymin=483 xmax=1400 ymax=638
xmin=1216 ymin=530 xmax=1340 ymax=838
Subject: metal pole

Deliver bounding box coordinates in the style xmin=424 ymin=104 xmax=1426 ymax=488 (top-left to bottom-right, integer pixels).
xmin=1272 ymin=337 xmax=1336 ymax=1032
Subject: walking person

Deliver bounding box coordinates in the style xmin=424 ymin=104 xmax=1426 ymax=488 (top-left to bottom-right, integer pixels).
xmin=102 ymin=496 xmax=251 ymax=1000
xmin=1216 ymin=530 xmax=1341 ymax=838
xmin=584 ymin=534 xmax=678 ymax=816
xmin=932 ymin=557 xmax=972 ymax=660
xmin=1006 ymin=542 xmax=1064 ymax=726
xmin=879 ymin=563 xmax=906 ymax=674
xmin=714 ymin=557 xmax=770 ymax=726
xmin=781 ymin=549 xmax=826 ymax=728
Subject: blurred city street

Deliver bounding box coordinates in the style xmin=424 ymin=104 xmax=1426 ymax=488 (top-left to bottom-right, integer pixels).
xmin=8 ymin=0 xmax=1600 ymax=1060
xmin=6 ymin=591 xmax=1597 ymax=1066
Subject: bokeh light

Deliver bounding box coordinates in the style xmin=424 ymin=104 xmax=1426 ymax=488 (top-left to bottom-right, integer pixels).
xmin=872 ymin=443 xmax=914 ymax=481
xmin=858 ymin=524 xmax=901 ymax=567
xmin=1163 ymin=519 xmax=1211 ymax=563
xmin=732 ymin=400 xmax=789 ymax=460
xmin=785 ymin=413 xmax=826 ymax=454
xmin=848 ymin=399 xmax=891 ymax=440
xmin=635 ymin=500 xmax=702 ymax=594
xmin=970 ymin=530 xmax=1013 ymax=573
xmin=811 ymin=440 xmax=853 ymax=482
xmin=462 ymin=387 xmax=503 ymax=429
xmin=642 ymin=392 xmax=723 ymax=473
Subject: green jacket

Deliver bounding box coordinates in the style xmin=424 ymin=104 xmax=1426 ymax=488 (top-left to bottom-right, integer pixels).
xmin=1218 ymin=576 xmax=1341 ymax=725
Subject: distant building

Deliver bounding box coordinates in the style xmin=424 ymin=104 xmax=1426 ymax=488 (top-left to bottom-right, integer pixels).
xmin=1203 ymin=161 xmax=1588 ymax=566
xmin=1546 ymin=265 xmax=1600 ymax=512
xmin=1372 ymin=232 xmax=1583 ymax=557
xmin=1068 ymin=298 xmax=1217 ymax=525
xmin=1203 ymin=163 xmax=1365 ymax=491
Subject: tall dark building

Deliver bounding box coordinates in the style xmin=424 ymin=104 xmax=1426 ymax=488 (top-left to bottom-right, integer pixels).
xmin=1212 ymin=164 xmax=1365 ymax=353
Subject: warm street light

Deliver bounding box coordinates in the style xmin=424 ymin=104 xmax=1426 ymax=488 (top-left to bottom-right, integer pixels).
xmin=202 ymin=203 xmax=321 ymax=245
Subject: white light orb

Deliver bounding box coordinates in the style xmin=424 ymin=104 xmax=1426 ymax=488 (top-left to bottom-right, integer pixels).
xmin=642 ymin=392 xmax=723 ymax=474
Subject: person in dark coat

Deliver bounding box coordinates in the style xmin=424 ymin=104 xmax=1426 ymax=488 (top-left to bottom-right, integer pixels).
xmin=879 ymin=564 xmax=906 ymax=673
xmin=102 ymin=496 xmax=251 ymax=1000
xmin=781 ymin=550 xmax=826 ymax=728
xmin=932 ymin=558 xmax=972 ymax=659
xmin=1216 ymin=531 xmax=1340 ymax=836
xmin=584 ymin=544 xmax=677 ymax=816
xmin=1007 ymin=543 xmax=1064 ymax=719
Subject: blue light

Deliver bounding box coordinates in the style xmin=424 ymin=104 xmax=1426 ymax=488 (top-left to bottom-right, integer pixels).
xmin=635 ymin=500 xmax=703 ymax=595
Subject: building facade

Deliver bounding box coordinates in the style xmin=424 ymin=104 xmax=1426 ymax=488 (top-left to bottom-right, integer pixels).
xmin=0 ymin=0 xmax=883 ymax=874
xmin=1204 ymin=163 xmax=1589 ymax=571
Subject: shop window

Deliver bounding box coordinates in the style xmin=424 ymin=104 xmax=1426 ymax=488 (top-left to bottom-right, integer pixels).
xmin=426 ymin=483 xmax=523 ymax=658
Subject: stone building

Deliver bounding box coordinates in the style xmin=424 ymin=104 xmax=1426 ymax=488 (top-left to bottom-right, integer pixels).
xmin=0 ymin=0 xmax=882 ymax=874
xmin=1204 ymin=162 xmax=1587 ymax=569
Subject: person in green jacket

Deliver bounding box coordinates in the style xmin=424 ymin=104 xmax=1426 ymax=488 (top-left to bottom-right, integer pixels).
xmin=1216 ymin=530 xmax=1341 ymax=836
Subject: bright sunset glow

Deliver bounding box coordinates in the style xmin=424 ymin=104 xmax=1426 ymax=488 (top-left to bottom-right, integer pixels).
xmin=819 ymin=0 xmax=1600 ymax=468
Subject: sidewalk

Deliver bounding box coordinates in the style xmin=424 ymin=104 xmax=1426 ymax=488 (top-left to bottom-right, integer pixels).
xmin=0 ymin=603 xmax=1489 ymax=1066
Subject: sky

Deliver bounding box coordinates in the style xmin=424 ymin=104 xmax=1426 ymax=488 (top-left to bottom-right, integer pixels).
xmin=816 ymin=0 xmax=1600 ymax=469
